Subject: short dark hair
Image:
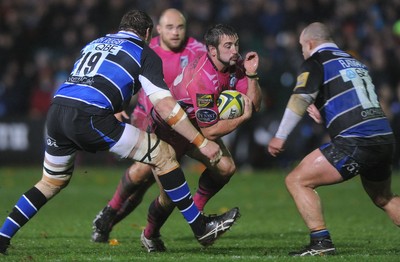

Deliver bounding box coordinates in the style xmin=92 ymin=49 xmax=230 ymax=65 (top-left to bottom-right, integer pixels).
xmin=204 ymin=24 xmax=238 ymax=47
xmin=118 ymin=10 xmax=153 ymax=38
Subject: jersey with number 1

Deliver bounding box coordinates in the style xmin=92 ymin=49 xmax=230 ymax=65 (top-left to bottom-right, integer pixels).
xmin=294 ymin=43 xmax=394 ymax=145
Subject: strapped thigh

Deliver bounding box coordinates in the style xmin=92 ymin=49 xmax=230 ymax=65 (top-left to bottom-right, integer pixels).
xmin=131 ymin=131 xmax=179 ymax=176
xmin=139 ymin=132 xmax=161 ymax=162
xmin=43 ymin=152 xmax=76 ymax=180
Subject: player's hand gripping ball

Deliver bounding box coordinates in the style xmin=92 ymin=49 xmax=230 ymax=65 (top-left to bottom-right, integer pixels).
xmin=217 ymin=90 xmax=245 ymax=120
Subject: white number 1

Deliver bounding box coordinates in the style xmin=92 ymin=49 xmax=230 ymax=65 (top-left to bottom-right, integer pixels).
xmin=340 ymin=68 xmax=379 ymax=109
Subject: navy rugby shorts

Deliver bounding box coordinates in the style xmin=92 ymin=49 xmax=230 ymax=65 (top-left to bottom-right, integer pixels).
xmin=320 ymin=141 xmax=394 ymax=181
xmin=45 ymin=103 xmax=125 ymax=156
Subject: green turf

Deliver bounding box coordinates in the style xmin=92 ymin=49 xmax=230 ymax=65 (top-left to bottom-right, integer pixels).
xmin=1 ymin=164 xmax=400 ymax=261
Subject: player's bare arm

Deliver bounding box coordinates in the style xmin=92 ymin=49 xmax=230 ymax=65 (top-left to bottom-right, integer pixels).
xmin=152 ymin=95 xmax=222 ymax=163
xmin=201 ymin=94 xmax=252 ymax=141
xmin=243 ymin=51 xmax=262 ymax=112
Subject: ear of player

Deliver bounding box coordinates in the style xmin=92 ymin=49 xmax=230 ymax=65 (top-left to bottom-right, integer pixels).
xmin=217 ymin=90 xmax=245 ymax=120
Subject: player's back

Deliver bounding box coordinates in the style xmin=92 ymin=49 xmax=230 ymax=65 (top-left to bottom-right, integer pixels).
xmin=312 ymin=47 xmax=394 ymax=144
xmin=55 ymin=32 xmax=146 ymax=114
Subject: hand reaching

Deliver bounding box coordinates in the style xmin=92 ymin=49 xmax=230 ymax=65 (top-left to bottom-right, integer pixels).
xmin=114 ymin=110 xmax=130 ymax=122
xmin=307 ymin=104 xmax=322 ymax=124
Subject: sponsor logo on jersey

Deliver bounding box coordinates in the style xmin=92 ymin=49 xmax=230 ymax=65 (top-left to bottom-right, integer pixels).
xmin=294 ymin=72 xmax=310 ymax=89
xmin=361 ymin=107 xmax=384 ymax=119
xmin=196 ymin=108 xmax=217 ymax=123
xmin=67 ymin=75 xmax=94 ymax=85
xmin=180 ymin=56 xmax=189 ymax=68
xmin=196 ymin=94 xmax=214 ymax=108
xmin=229 ymin=73 xmax=237 ymax=88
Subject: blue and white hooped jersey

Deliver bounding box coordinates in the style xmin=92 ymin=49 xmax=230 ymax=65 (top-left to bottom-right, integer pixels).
xmin=294 ymin=44 xmax=394 ymax=145
xmin=54 ymin=31 xmax=168 ymax=114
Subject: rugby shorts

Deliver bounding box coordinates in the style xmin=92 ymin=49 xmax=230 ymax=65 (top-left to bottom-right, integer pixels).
xmin=320 ymin=141 xmax=394 ymax=181
xmin=45 ymin=103 xmax=126 ymax=156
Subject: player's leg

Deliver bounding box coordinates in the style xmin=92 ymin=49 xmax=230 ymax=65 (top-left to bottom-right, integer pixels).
xmin=140 ymin=137 xmax=238 ymax=250
xmin=92 ymin=97 xmax=157 ymax=242
xmin=139 ymin=138 xmax=238 ymax=252
xmin=0 ymin=104 xmax=78 ymax=254
xmin=361 ymin=176 xmax=400 ymax=225
xmin=0 ymin=152 xmax=75 ymax=254
xmin=109 ymin=163 xmax=154 ymax=214
xmin=359 ymin=144 xmax=400 ymax=225
xmin=91 ymin=162 xmax=154 ymax=242
xmin=141 ymin=177 xmax=174 ymax=252
xmin=188 ymin=138 xmax=236 ymax=211
xmin=113 ymin=167 xmax=155 ymax=225
xmin=116 ymin=125 xmax=239 ymax=246
xmin=285 ymin=148 xmax=342 ymax=256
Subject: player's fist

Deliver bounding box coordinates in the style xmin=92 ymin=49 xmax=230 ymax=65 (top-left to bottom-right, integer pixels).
xmin=244 ymin=51 xmax=259 ymax=74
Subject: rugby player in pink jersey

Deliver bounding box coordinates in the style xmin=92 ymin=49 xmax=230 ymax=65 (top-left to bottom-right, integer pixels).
xmin=130 ymin=9 xmax=207 ymax=131
xmin=92 ymin=20 xmax=262 ymax=251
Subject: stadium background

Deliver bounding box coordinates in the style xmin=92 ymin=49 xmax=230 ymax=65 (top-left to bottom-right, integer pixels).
xmin=0 ymin=0 xmax=399 ymax=169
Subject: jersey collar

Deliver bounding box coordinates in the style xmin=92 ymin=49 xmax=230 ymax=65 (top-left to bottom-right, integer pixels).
xmin=108 ymin=30 xmax=141 ymax=41
xmin=310 ymin=43 xmax=339 ymax=56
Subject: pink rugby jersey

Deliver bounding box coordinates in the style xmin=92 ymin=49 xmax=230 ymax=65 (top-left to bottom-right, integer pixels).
xmin=131 ymin=36 xmax=206 ymax=130
xmin=170 ymin=54 xmax=248 ymax=128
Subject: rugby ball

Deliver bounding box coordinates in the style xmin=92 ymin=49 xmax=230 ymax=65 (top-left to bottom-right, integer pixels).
xmin=217 ymin=90 xmax=245 ymax=120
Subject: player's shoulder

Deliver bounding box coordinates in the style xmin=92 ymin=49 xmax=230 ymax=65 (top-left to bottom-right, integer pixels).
xmin=149 ymin=36 xmax=160 ymax=49
xmin=185 ymin=37 xmax=207 ymax=53
xmin=194 ymin=54 xmax=214 ymax=73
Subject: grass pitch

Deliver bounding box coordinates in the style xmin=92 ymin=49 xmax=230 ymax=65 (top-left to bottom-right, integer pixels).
xmin=1 ymin=164 xmax=400 ymax=261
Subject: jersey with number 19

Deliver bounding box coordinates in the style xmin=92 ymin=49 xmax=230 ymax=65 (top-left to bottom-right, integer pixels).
xmin=53 ymin=31 xmax=168 ymax=115
xmin=294 ymin=43 xmax=395 ymax=145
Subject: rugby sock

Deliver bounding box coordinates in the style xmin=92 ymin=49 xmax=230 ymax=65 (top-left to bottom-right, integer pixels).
xmin=158 ymin=168 xmax=204 ymax=236
xmin=193 ymin=169 xmax=229 ymax=211
xmin=112 ymin=178 xmax=154 ymax=226
xmin=143 ymin=196 xmax=174 ymax=238
xmin=0 ymin=187 xmax=47 ymax=240
xmin=108 ymin=169 xmax=141 ymax=210
xmin=310 ymin=228 xmax=331 ymax=240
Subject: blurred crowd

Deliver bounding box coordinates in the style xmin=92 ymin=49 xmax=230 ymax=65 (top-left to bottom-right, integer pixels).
xmin=1 ymin=0 xmax=399 ymax=168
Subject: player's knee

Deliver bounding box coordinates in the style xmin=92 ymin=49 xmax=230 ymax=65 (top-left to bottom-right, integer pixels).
xmin=371 ymin=195 xmax=391 ymax=209
xmin=285 ymin=173 xmax=300 ymax=192
xmin=40 ymin=152 xmax=75 ymax=199
xmin=218 ymin=157 xmax=236 ymax=177
xmin=151 ymin=139 xmax=179 ymax=176
xmin=36 ymin=170 xmax=72 ymax=199
xmin=127 ymin=162 xmax=153 ymax=184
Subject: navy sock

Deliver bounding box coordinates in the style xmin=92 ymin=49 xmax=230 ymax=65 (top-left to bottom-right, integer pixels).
xmin=310 ymin=229 xmax=331 ymax=241
xmin=0 ymin=187 xmax=47 ymax=240
xmin=158 ymin=168 xmax=204 ymax=236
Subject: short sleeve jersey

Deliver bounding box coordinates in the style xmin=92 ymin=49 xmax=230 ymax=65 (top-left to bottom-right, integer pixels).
xmin=293 ymin=43 xmax=394 ymax=145
xmin=170 ymin=54 xmax=248 ymax=128
xmin=53 ymin=31 xmax=168 ymax=115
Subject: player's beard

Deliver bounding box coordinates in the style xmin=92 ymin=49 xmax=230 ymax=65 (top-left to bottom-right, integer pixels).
xmin=216 ymin=50 xmax=237 ymax=67
xmin=163 ymin=36 xmax=185 ymax=52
